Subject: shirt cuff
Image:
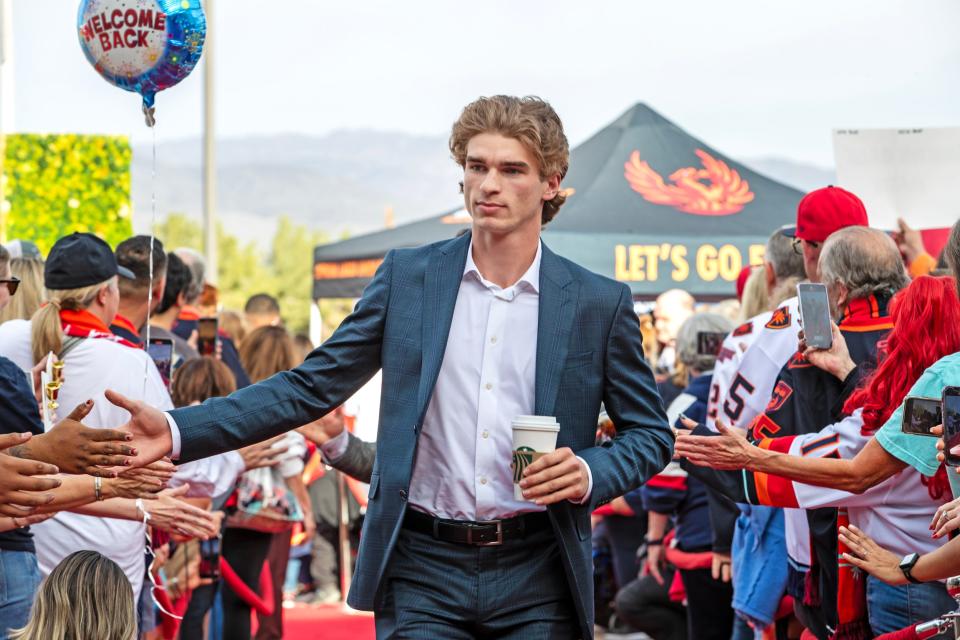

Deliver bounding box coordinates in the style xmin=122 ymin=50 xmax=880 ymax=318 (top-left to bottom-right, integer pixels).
xmin=319 ymin=429 xmax=350 ymax=462
xmin=164 ymin=412 xmax=182 ymax=460
xmin=570 ymin=455 xmax=594 ymax=505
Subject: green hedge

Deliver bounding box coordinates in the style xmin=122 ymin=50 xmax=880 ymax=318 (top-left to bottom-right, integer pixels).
xmin=2 ymin=133 xmax=132 ymax=253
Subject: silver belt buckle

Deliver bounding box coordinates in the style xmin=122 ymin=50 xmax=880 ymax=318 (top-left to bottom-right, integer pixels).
xmin=468 ymin=520 xmax=503 ymax=546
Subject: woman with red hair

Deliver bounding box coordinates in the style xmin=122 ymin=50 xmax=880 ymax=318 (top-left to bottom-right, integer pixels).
xmin=676 ymin=275 xmax=960 ymax=636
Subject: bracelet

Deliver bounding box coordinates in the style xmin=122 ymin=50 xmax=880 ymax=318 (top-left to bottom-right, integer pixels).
xmin=645 ymin=536 xmax=664 ymax=546
xmin=94 ymin=476 xmax=103 ymax=501
xmin=135 ymin=498 xmax=151 ymax=525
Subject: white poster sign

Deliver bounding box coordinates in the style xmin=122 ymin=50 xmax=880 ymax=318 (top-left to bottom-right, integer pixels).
xmin=832 ymin=127 xmax=960 ymax=230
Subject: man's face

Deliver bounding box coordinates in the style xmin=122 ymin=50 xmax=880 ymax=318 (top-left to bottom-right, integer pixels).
xmin=462 ymin=133 xmax=560 ymax=237
xmin=653 ymin=299 xmax=691 ymax=346
xmin=801 ymin=239 xmax=822 ymax=283
xmin=0 ymin=264 xmax=10 ymax=311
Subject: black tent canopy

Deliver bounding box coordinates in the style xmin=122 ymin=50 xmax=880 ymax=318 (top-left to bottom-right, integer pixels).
xmin=313 ymin=104 xmax=803 ymax=299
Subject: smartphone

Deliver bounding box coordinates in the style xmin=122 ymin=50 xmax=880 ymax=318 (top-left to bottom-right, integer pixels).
xmin=797 ymin=283 xmax=833 ymax=349
xmin=197 ymin=317 xmax=218 ymax=357
xmin=942 ymin=387 xmax=960 ymax=466
xmin=146 ymin=338 xmax=174 ymax=388
xmin=198 ymin=536 xmax=221 ymax=580
xmin=697 ymin=331 xmax=726 ymax=357
xmin=901 ymin=396 xmax=942 ymax=437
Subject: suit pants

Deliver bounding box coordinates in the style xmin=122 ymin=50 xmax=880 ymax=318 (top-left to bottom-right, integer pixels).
xmin=375 ymin=524 xmax=580 ymax=639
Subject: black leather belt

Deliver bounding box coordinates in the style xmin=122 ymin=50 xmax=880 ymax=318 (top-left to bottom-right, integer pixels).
xmin=403 ymin=508 xmax=551 ymax=546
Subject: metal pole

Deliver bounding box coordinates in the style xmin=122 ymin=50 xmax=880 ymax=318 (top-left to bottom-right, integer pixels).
xmin=202 ymin=0 xmax=217 ymax=283
xmin=0 ymin=0 xmax=14 ymax=243
xmin=336 ymin=471 xmax=352 ymax=603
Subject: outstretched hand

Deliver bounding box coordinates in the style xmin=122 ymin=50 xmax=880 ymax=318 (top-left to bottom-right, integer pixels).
xmin=104 ymin=390 xmax=173 ymax=468
xmin=0 ymin=432 xmax=60 ymax=516
xmin=839 ymin=524 xmax=905 ymax=586
xmin=674 ymin=418 xmax=754 ymax=470
xmin=23 ymin=400 xmax=138 ymax=477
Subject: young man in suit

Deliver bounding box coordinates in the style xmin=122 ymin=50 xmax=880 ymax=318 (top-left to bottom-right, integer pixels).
xmin=107 ymin=95 xmax=673 ymax=638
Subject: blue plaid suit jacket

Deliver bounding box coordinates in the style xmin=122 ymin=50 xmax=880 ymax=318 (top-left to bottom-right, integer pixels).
xmin=170 ymin=232 xmax=672 ymax=636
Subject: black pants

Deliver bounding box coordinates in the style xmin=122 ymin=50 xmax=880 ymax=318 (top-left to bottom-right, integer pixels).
xmin=178 ymin=582 xmax=218 ymax=640
xmin=679 ymin=567 xmax=734 ymax=640
xmin=615 ymin=568 xmax=687 ymax=640
xmin=221 ymin=528 xmax=273 ymax=640
xmin=376 ymin=526 xmax=579 ymax=639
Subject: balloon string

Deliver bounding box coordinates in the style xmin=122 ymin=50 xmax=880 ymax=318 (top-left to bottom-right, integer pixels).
xmin=143 ymin=124 xmax=157 ymax=394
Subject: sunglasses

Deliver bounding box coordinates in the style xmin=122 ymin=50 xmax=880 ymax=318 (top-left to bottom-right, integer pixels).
xmin=791 ymin=238 xmax=821 ymax=255
xmin=0 ymin=277 xmax=19 ymax=296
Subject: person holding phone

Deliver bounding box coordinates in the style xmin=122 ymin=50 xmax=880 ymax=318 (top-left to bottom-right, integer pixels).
xmin=144 ymin=251 xmax=199 ymax=368
xmin=676 ymin=272 xmax=960 ymax=636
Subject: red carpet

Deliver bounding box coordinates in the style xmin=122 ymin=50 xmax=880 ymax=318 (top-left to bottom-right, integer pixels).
xmin=281 ymin=602 xmax=375 ymax=640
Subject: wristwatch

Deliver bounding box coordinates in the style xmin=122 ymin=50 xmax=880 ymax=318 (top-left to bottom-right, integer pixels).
xmin=899 ymin=553 xmax=922 ymax=584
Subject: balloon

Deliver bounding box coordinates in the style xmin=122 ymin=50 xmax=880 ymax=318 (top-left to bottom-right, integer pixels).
xmin=77 ymin=0 xmax=206 ymax=125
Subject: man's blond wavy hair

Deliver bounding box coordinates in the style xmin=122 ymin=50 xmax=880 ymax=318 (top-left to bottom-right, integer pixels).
xmin=449 ymin=95 xmax=570 ymax=225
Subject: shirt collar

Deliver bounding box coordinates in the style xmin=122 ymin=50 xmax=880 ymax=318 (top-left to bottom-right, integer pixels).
xmin=463 ymin=239 xmax=542 ymax=294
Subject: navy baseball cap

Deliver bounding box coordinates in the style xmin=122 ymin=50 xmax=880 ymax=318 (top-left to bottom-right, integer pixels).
xmin=44 ymin=233 xmax=135 ymax=290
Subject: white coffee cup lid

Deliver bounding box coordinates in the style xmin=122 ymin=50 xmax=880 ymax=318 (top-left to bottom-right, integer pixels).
xmin=512 ymin=415 xmax=560 ymax=431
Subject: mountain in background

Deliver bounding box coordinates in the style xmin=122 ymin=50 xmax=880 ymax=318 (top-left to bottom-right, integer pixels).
xmin=131 ymin=131 xmax=833 ymax=248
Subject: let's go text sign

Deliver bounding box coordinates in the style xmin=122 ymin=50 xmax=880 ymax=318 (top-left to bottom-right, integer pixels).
xmin=614 ymin=242 xmax=765 ymax=283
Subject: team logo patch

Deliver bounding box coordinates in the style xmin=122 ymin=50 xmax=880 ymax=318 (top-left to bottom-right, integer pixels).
xmin=765 ymin=306 xmax=792 ymax=330
xmin=732 ymin=322 xmax=753 ymax=337
xmin=765 ymin=381 xmax=793 ymax=413
xmin=787 ymin=351 xmax=813 ymax=369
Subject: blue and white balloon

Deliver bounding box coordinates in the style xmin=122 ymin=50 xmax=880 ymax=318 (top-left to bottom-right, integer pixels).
xmin=77 ymin=0 xmax=206 ymax=124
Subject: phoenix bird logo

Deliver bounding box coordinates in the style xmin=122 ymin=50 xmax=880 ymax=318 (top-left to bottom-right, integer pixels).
xmin=624 ymin=149 xmax=755 ymax=216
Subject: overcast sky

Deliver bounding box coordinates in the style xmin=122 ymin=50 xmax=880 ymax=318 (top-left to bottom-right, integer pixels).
xmin=4 ymin=0 xmax=959 ymax=167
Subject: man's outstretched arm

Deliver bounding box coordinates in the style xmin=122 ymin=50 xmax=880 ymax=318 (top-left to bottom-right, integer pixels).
xmin=114 ymin=252 xmax=395 ymax=465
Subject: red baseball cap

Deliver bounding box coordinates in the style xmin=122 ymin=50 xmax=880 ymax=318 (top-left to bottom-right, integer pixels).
xmin=782 ymin=186 xmax=869 ymax=243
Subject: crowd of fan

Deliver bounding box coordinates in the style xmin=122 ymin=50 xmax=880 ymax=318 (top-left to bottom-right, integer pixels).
xmin=2 ymin=184 xmax=960 ymax=640
xmin=0 ymin=234 xmax=362 ymax=640
xmin=596 ymin=186 xmax=960 ymax=640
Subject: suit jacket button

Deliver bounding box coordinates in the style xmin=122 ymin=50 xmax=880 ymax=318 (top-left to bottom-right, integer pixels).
xmin=399 ymin=490 xmax=407 ymax=501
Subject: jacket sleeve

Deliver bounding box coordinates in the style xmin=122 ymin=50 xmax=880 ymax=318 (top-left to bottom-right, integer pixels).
xmin=578 ymin=284 xmax=674 ymax=509
xmin=326 ymin=432 xmax=377 ymax=484
xmin=170 ymin=252 xmax=394 ymax=463
xmin=706 ymin=486 xmax=739 ymax=553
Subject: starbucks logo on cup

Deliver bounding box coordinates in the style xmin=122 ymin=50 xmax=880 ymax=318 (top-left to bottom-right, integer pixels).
xmin=513 ymin=446 xmax=536 ymax=484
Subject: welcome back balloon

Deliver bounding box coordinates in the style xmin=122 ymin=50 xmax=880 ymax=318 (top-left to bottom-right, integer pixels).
xmin=77 ymin=0 xmax=206 ymax=124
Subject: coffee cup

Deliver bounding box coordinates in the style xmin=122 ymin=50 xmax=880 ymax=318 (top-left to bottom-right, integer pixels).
xmin=511 ymin=415 xmax=560 ymax=501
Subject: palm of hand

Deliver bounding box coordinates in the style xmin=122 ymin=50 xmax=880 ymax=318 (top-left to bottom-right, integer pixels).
xmin=105 ymin=390 xmax=173 ymax=468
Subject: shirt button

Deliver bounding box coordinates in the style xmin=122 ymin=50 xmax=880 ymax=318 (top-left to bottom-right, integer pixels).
xmin=399 ymin=490 xmax=407 ymax=501
xmin=482 ymin=430 xmax=489 ymax=439
xmin=485 ymin=383 xmax=493 ymax=391
xmin=490 ymin=336 xmax=498 ymax=344
xmin=480 ymin=477 xmax=487 ymax=485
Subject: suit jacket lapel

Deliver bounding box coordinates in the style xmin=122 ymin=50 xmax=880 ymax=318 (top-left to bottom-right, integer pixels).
xmin=417 ymin=232 xmax=471 ymax=421
xmin=535 ymin=243 xmax=577 ymax=417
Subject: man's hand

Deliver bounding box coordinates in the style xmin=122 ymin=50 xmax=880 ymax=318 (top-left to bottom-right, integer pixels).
xmin=18 ymin=400 xmax=138 ymax=477
xmin=712 ymin=552 xmax=732 ymax=583
xmin=892 ymin=217 xmax=926 ymax=265
xmin=238 ymin=437 xmax=288 ymax=471
xmin=296 ymin=409 xmax=345 ymax=446
xmin=674 ymin=419 xmax=755 ymax=470
xmin=519 ymin=447 xmax=589 ymax=505
xmin=104 ymin=390 xmax=173 ymax=467
xmin=801 ymin=323 xmax=855 ymax=381
xmin=839 ymin=524 xmax=906 ymax=586
xmin=0 ymin=432 xmax=61 ymax=516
